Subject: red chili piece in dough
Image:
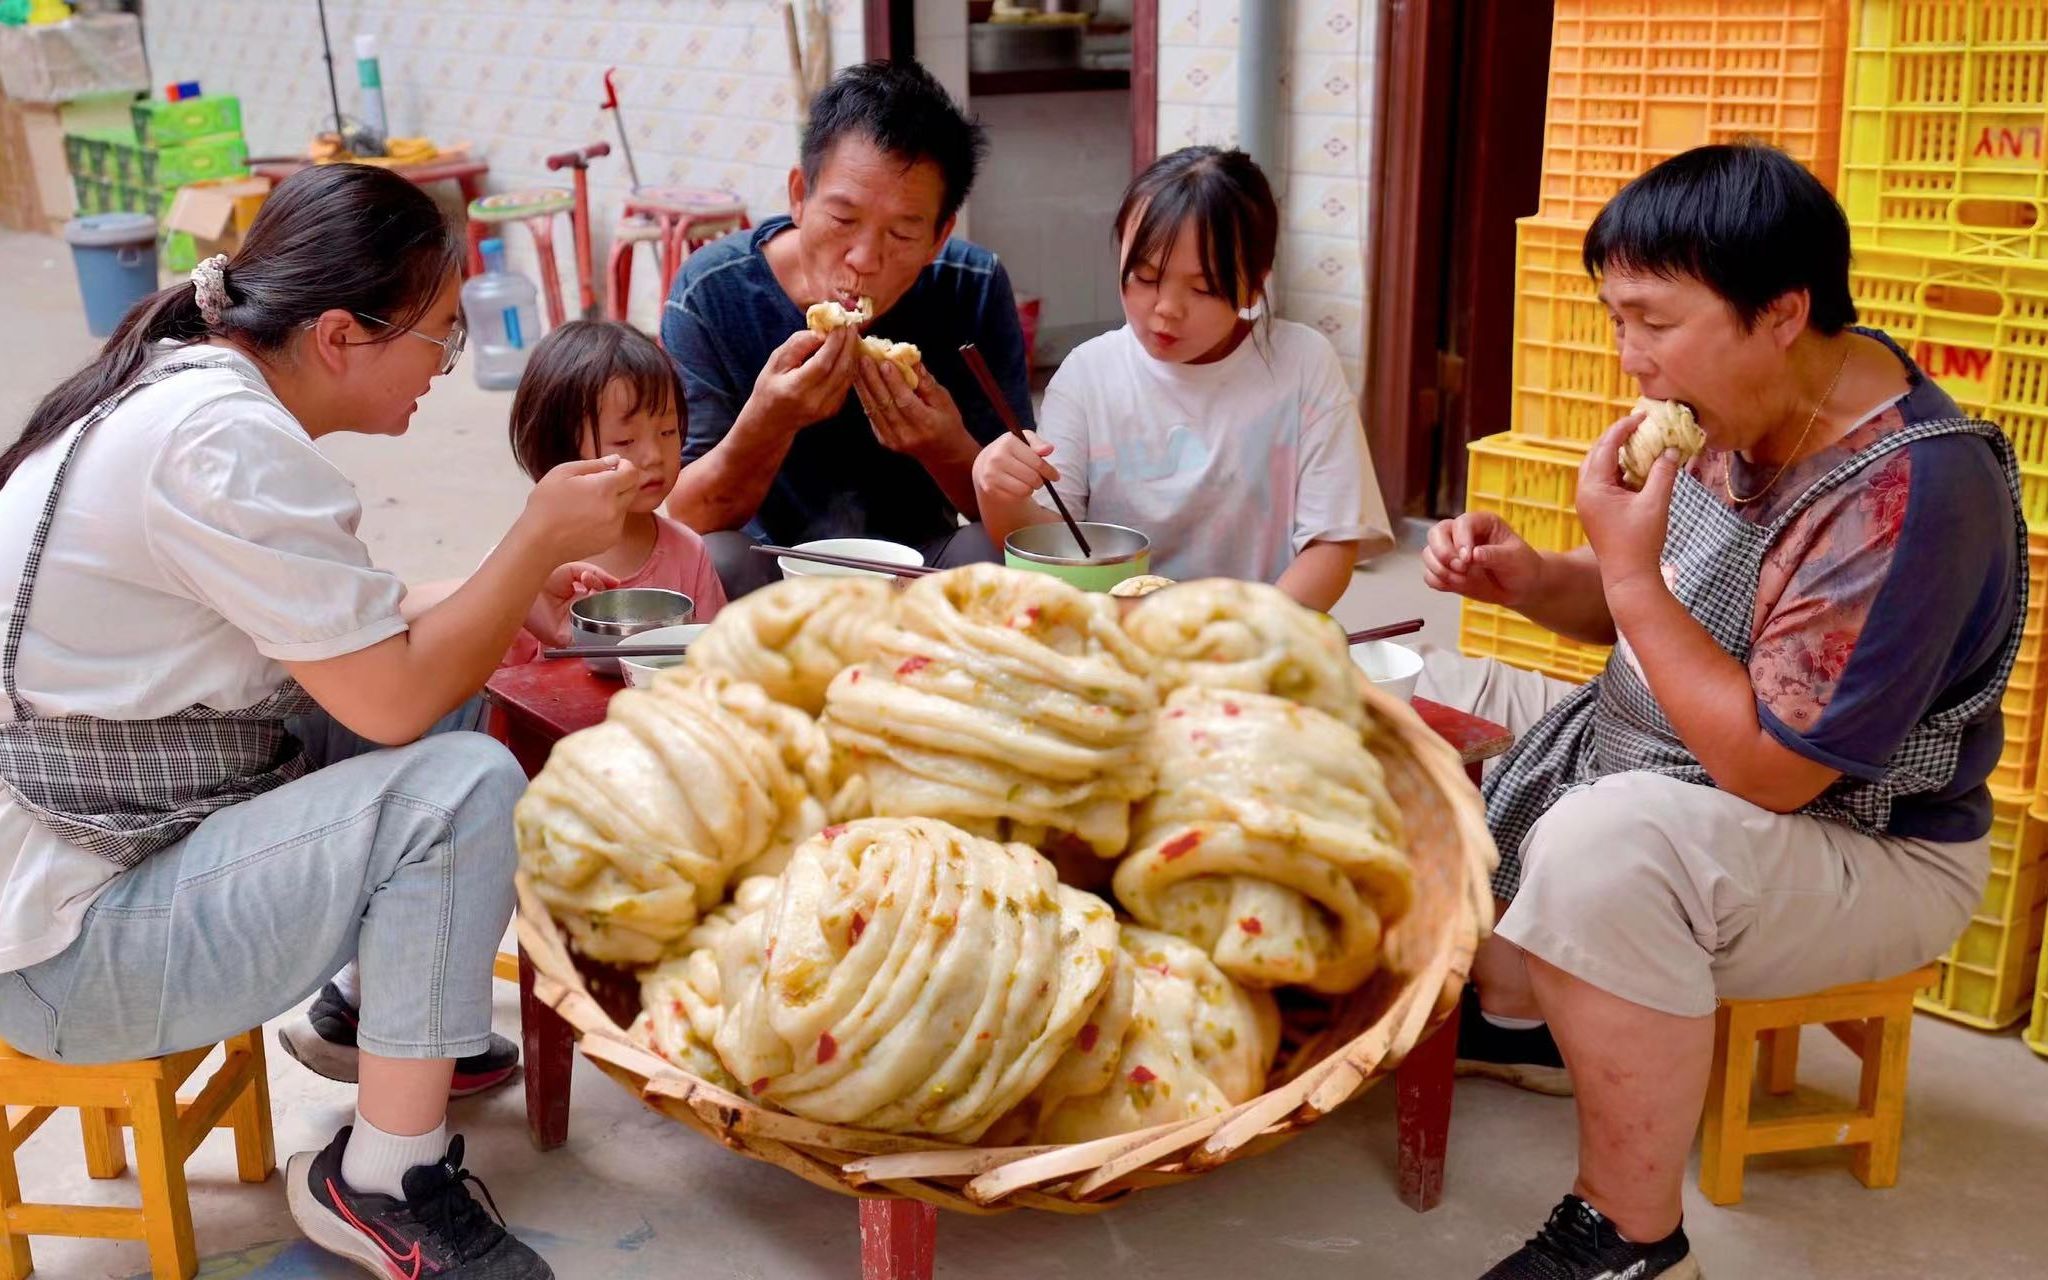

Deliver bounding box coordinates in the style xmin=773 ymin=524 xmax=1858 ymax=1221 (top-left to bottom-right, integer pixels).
xmin=1159 ymin=831 xmax=1202 ymax=861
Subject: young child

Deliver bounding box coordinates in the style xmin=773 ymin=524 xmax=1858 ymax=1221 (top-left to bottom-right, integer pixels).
xmin=283 ymin=321 xmax=726 ymax=1096
xmin=971 ymin=146 xmax=1390 ymax=612
xmin=500 ymin=320 xmax=726 ymax=663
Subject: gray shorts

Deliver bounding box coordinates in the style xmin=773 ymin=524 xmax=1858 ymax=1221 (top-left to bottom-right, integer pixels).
xmin=1418 ymin=651 xmax=1988 ymax=1017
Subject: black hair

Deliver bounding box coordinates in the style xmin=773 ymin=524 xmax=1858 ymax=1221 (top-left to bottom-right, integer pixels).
xmin=1 ymin=163 xmax=459 ymax=489
xmin=507 ymin=320 xmax=684 ymax=482
xmin=800 ymin=59 xmax=987 ymax=227
xmin=1582 ymin=142 xmax=1856 ymax=335
xmin=1115 ymin=146 xmax=1279 ymax=310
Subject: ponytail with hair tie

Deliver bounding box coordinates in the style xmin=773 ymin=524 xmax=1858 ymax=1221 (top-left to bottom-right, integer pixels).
xmin=190 ymin=255 xmax=231 ymax=329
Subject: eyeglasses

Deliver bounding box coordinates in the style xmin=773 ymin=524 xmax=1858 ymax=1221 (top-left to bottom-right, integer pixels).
xmin=349 ymin=312 xmax=467 ymax=375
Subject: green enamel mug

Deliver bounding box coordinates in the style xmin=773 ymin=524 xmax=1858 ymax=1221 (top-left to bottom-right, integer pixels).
xmin=1003 ymin=522 xmax=1151 ymax=592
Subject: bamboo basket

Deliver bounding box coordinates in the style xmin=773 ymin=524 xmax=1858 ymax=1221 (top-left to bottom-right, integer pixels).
xmin=516 ymin=683 xmax=1497 ymax=1214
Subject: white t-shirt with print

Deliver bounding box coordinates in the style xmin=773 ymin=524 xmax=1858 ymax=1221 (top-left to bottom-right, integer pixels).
xmin=1031 ymin=319 xmax=1384 ymax=585
xmin=0 ymin=344 xmax=408 ymax=972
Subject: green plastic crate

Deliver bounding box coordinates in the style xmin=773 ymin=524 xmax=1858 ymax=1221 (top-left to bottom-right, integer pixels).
xmin=138 ymin=136 xmax=248 ymax=189
xmin=63 ymin=131 xmax=125 ymax=180
xmin=131 ymin=96 xmax=242 ymax=147
xmin=70 ymin=176 xmax=109 ymax=215
xmin=159 ymin=230 xmax=199 ymax=275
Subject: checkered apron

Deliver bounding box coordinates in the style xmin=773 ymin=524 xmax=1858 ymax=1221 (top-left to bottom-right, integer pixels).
xmin=1482 ymin=418 xmax=2028 ymax=900
xmin=0 ymin=361 xmax=321 ymax=869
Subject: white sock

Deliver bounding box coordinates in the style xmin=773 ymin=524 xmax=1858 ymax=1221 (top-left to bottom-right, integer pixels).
xmin=1480 ymin=1010 xmax=1546 ymax=1032
xmin=330 ymin=960 xmax=362 ymax=1008
xmin=340 ymin=1112 xmax=446 ymax=1199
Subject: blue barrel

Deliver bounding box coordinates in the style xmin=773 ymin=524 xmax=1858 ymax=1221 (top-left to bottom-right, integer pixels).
xmin=62 ymin=213 xmax=160 ymax=338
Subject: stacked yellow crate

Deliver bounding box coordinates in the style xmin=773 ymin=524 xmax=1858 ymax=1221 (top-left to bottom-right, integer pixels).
xmin=1460 ymin=0 xmax=1853 ymax=682
xmin=1832 ymin=0 xmax=2048 ymax=1029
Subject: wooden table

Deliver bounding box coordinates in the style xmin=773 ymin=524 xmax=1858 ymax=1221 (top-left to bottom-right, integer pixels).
xmin=250 ymin=156 xmax=493 ymax=275
xmin=484 ymin=660 xmax=1512 ymax=1276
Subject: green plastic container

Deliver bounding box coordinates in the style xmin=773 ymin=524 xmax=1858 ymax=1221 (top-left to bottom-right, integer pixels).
xmin=63 ymin=131 xmax=125 ymax=179
xmin=139 ymin=135 xmax=248 ymax=189
xmin=131 ymin=95 xmax=242 ymax=147
xmin=1003 ymin=522 xmax=1151 ymax=593
xmin=160 ymin=230 xmax=199 ymax=275
xmin=71 ymin=175 xmax=109 ymax=215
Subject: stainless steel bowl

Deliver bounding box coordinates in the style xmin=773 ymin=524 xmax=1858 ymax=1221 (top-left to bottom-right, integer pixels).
xmin=569 ymin=588 xmax=695 ymax=678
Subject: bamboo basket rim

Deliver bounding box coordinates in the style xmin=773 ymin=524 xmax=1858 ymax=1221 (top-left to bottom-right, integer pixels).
xmin=516 ymin=680 xmax=1498 ymax=1214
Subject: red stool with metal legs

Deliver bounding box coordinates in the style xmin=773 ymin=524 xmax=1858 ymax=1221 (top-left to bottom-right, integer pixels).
xmin=605 ymin=186 xmax=748 ymax=322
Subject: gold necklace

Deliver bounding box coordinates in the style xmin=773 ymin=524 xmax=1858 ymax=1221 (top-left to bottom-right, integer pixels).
xmin=1724 ymin=347 xmax=1852 ymax=506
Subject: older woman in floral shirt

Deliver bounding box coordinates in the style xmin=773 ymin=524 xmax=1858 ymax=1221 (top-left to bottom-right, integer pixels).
xmin=1422 ymin=144 xmax=2023 ymax=1280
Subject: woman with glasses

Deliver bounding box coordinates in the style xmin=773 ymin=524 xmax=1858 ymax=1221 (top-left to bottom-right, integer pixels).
xmin=0 ymin=164 xmax=635 ymax=1278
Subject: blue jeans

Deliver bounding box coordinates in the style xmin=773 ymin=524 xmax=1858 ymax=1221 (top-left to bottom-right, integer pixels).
xmin=0 ymin=700 xmax=522 ymax=1064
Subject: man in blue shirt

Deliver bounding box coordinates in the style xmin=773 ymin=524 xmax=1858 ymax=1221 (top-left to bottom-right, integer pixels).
xmin=662 ymin=60 xmax=1034 ymax=597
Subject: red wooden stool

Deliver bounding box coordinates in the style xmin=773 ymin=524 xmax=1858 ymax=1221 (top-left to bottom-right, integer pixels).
xmin=466 ymin=188 xmax=578 ymax=331
xmin=606 ymin=186 xmax=748 ymax=322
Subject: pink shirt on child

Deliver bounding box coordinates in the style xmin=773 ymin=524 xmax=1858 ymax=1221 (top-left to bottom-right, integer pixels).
xmin=502 ymin=514 xmax=727 ymax=666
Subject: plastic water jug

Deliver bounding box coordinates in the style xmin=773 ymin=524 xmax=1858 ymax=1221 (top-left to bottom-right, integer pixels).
xmin=461 ymin=238 xmax=540 ymax=390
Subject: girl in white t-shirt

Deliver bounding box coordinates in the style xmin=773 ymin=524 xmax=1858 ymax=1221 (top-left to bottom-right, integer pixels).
xmin=972 ymin=146 xmax=1391 ymax=610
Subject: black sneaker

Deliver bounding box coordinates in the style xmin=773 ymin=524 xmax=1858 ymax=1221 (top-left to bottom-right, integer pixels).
xmin=278 ymin=983 xmax=520 ymax=1097
xmin=287 ymin=1127 xmax=553 ymax=1279
xmin=1454 ymin=987 xmax=1573 ymax=1097
xmin=1482 ymin=1195 xmax=1700 ymax=1280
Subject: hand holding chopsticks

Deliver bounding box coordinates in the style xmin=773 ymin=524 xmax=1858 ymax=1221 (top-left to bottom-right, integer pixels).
xmin=957 ymin=342 xmax=1093 ymax=560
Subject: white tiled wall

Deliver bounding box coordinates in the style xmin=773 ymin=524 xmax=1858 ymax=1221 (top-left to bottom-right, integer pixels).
xmin=969 ymin=91 xmax=1132 ymax=358
xmin=1156 ymin=0 xmax=1376 ymax=391
xmin=913 ymin=0 xmax=969 ymax=109
xmin=142 ymin=0 xmax=863 ymax=328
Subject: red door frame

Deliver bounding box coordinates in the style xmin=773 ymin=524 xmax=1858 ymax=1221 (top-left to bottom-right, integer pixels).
xmin=1366 ymin=0 xmax=1553 ymax=518
xmin=1131 ymin=0 xmax=1158 ymax=174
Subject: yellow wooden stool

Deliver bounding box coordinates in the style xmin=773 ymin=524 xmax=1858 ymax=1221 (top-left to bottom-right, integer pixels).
xmin=0 ymin=1029 xmax=274 ymax=1279
xmin=1698 ymin=965 xmax=1937 ymax=1206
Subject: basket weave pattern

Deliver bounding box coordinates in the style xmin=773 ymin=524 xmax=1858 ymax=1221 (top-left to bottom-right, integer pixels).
xmin=516 ymin=686 xmax=1496 ymax=1214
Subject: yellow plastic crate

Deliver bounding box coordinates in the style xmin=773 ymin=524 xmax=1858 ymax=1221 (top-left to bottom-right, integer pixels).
xmin=1846 ymin=243 xmax=2048 ymax=525
xmin=1458 ymin=600 xmax=1613 ymax=685
xmin=1457 ymin=433 xmax=1610 ymax=682
xmin=1510 ymin=217 xmax=1638 ymax=446
xmin=1840 ymin=0 xmax=2048 ymax=262
xmin=1538 ymin=0 xmax=1849 ymax=224
xmin=2025 ymin=930 xmax=2048 ymax=1058
xmin=1464 ymin=431 xmax=1595 ymax=554
xmin=1916 ymin=790 xmax=2048 ymax=1029
xmin=1989 ymin=534 xmax=2048 ymax=794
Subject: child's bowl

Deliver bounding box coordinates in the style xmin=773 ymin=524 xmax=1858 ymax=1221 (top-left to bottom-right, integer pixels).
xmin=1003 ymin=522 xmax=1151 ymax=592
xmin=617 ymin=623 xmax=707 ymax=688
xmin=1349 ymin=640 xmax=1424 ymax=703
xmin=778 ymin=538 xmax=925 ymax=580
xmin=570 ymin=588 xmax=695 ymax=677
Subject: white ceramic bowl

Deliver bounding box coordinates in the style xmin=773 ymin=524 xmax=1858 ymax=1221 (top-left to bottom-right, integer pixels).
xmin=1349 ymin=639 xmax=1424 ymax=703
xmin=777 ymin=537 xmax=925 ymax=580
xmin=617 ymin=623 xmax=707 ymax=688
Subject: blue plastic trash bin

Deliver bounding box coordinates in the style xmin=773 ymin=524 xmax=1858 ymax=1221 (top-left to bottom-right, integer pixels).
xmin=62 ymin=212 xmax=160 ymax=338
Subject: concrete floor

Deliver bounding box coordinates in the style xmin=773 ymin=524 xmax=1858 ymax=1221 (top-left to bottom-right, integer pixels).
xmin=3 ymin=229 xmax=2045 ymax=1278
